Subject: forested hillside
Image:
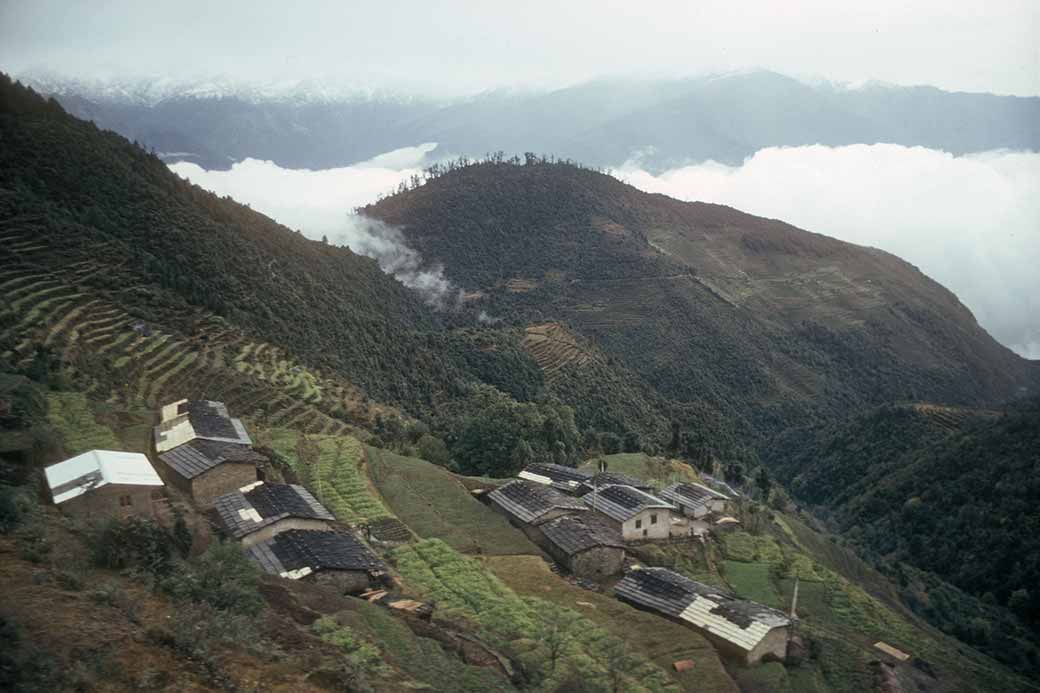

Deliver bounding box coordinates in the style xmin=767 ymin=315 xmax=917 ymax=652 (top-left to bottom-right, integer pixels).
xmin=363 ymin=157 xmax=1038 ymax=443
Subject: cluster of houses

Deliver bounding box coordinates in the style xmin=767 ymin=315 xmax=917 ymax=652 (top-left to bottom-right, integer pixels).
xmin=43 ymin=398 xmax=386 ymax=595
xmin=488 ymin=461 xmax=792 ymax=664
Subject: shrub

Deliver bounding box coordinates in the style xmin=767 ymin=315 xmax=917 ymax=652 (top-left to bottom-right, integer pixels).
xmin=0 ymin=485 xmax=22 ymax=531
xmin=161 ymin=541 xmax=263 ymax=615
xmin=89 ymin=517 xmax=172 ymax=575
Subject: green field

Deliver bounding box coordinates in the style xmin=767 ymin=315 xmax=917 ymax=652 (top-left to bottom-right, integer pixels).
xmin=367 ymin=447 xmax=537 ymax=555
xmin=263 ymin=428 xmax=390 ymax=524
xmin=45 ymin=392 xmax=122 ymax=455
xmin=722 ymin=560 xmax=782 ymax=608
xmin=393 ymin=539 xmax=684 ymax=693
xmin=579 ymin=452 xmax=702 ymax=486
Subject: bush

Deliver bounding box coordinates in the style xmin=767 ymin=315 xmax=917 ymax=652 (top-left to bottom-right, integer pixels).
xmin=89 ymin=517 xmax=172 ymax=575
xmin=0 ymin=485 xmax=22 ymax=531
xmin=161 ymin=541 xmax=263 ymax=615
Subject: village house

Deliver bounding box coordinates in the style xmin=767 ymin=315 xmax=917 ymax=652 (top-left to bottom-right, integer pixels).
xmin=246 ymin=529 xmax=388 ymax=594
xmin=538 ymin=514 xmax=626 ymax=580
xmin=212 ymin=481 xmax=336 ymax=547
xmin=518 ymin=462 xmax=593 ymax=495
xmin=157 ymin=438 xmax=264 ymax=507
xmin=153 ymin=399 xmax=261 ymax=507
xmin=615 ymin=567 xmax=791 ymax=665
xmin=659 ymin=482 xmax=730 ymax=519
xmin=44 ymin=449 xmax=164 ymax=519
xmin=577 ymin=471 xmax=655 ymax=496
xmin=486 ymin=480 xmax=588 ymax=540
xmin=582 ymin=484 xmax=677 ymax=541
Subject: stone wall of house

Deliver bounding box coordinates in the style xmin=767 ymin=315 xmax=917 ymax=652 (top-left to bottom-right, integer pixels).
xmin=569 ymin=546 xmax=625 ymax=580
xmin=59 ymin=484 xmax=161 ymax=520
xmin=240 ymin=518 xmax=333 ymax=548
xmin=191 ymin=463 xmax=258 ymax=507
xmin=747 ymin=626 xmax=789 ymax=664
xmin=622 ymin=509 xmax=671 ymax=541
xmin=313 ymin=569 xmax=373 ymax=595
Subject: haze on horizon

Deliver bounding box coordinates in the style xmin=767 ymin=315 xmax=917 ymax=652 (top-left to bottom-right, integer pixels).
xmin=1 ymin=0 xmax=1038 ymax=97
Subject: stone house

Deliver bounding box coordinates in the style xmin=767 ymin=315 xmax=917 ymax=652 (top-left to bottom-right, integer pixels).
xmin=518 ymin=462 xmax=593 ymax=495
xmin=582 ymin=484 xmax=677 ymax=541
xmin=615 ymin=567 xmax=791 ymax=665
xmin=486 ymin=480 xmax=588 ymax=543
xmin=44 ymin=449 xmax=164 ymax=519
xmin=538 ymin=514 xmax=625 ymax=580
xmin=153 ymin=399 xmax=252 ymax=454
xmin=659 ymin=482 xmax=730 ymax=519
xmin=157 ymin=438 xmax=264 ymax=507
xmin=212 ymin=481 xmax=336 ymax=547
xmin=246 ymin=529 xmax=388 ymax=594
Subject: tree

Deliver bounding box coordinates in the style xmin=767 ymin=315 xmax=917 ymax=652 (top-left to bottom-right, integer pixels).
xmin=622 ymin=431 xmax=642 ymax=453
xmin=755 ymin=467 xmax=771 ymax=497
xmin=601 ymin=432 xmax=622 ymax=455
xmin=539 ymin=607 xmax=579 ymax=675
xmin=417 ymin=433 xmax=450 ymax=467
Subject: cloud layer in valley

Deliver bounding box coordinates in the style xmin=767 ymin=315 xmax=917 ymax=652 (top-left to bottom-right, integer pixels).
xmin=170 ymin=143 xmax=462 ymax=310
xmin=170 ymin=143 xmax=1040 ymax=359
xmin=619 ymin=145 xmax=1040 ymax=358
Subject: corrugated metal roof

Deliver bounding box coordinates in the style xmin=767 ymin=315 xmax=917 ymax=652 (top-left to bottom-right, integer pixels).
xmin=615 ymin=567 xmax=790 ymax=652
xmin=519 ymin=463 xmax=592 ymax=493
xmin=153 ymin=400 xmax=252 ymax=453
xmin=158 ymin=439 xmax=264 ymax=479
xmin=659 ymin=482 xmax=729 ymax=509
xmin=582 ymin=484 xmax=674 ymax=522
xmin=246 ymin=529 xmax=385 ymax=578
xmin=487 ymin=480 xmax=587 ymax=524
xmin=213 ymin=482 xmax=335 ymax=539
xmin=44 ymin=450 xmax=163 ymax=504
xmin=540 ymin=514 xmax=624 ymax=556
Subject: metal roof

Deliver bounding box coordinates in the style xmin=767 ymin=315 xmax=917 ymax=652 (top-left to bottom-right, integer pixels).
xmin=615 ymin=568 xmax=790 ymax=652
xmin=582 ymin=484 xmax=675 ymax=523
xmin=213 ymin=482 xmax=335 ymax=539
xmin=154 ymin=399 xmax=252 ymax=453
xmin=584 ymin=471 xmax=654 ymax=491
xmin=540 ymin=514 xmax=624 ymax=556
xmin=44 ymin=450 xmax=163 ymax=504
xmin=246 ymin=529 xmax=385 ymax=579
xmin=158 ymin=439 xmax=264 ymax=479
xmin=487 ymin=480 xmax=587 ymax=524
xmin=659 ymin=482 xmax=729 ymax=509
xmin=519 ymin=463 xmax=592 ymax=493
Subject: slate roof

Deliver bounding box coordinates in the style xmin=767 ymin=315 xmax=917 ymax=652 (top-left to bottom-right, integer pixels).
xmin=487 ymin=480 xmax=587 ymax=524
xmin=158 ymin=439 xmax=265 ymax=479
xmin=615 ymin=567 xmax=790 ymax=653
xmin=246 ymin=529 xmax=385 ymax=579
xmin=659 ymin=482 xmax=729 ymax=509
xmin=579 ymin=471 xmax=655 ymax=495
xmin=582 ymin=484 xmax=674 ymax=523
xmin=213 ymin=482 xmax=335 ymax=539
xmin=519 ymin=463 xmax=593 ymax=493
xmin=540 ymin=514 xmax=625 ymax=556
xmin=45 ymin=450 xmax=163 ymax=504
xmin=153 ymin=399 xmax=252 ymax=453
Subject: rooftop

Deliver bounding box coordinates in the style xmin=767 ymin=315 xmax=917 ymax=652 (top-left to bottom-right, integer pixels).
xmin=487 ymin=480 xmax=587 ymax=524
xmin=519 ymin=463 xmax=592 ymax=492
xmin=582 ymin=484 xmax=674 ymax=523
xmin=246 ymin=529 xmax=385 ymax=579
xmin=659 ymin=482 xmax=730 ymax=508
xmin=615 ymin=567 xmax=790 ymax=652
xmin=158 ymin=439 xmax=265 ymax=479
xmin=154 ymin=399 xmax=252 ymax=453
xmin=540 ymin=514 xmax=625 ymax=556
xmin=586 ymin=471 xmax=653 ymax=490
xmin=44 ymin=450 xmax=163 ymax=504
xmin=213 ymin=482 xmax=335 ymax=539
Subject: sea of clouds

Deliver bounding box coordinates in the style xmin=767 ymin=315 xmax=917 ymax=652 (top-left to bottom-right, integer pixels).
xmin=170 ymin=143 xmax=1039 ymax=358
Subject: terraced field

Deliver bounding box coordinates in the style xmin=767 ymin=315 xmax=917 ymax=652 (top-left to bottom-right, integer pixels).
xmin=262 ymin=428 xmax=391 ymax=525
xmin=0 ymin=240 xmax=387 ymax=438
xmin=45 ymin=391 xmax=121 ymax=456
xmin=521 ymin=322 xmax=594 ymax=382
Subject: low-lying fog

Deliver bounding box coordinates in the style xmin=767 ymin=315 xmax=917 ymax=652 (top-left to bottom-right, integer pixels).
xmin=170 ymin=144 xmax=1040 ymax=359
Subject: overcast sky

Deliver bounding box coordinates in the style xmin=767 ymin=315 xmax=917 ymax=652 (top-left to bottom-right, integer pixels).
xmin=2 ymin=0 xmax=1038 ymax=96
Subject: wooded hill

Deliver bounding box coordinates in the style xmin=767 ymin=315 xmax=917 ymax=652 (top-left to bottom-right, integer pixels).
xmin=363 ymin=157 xmax=1038 ymax=443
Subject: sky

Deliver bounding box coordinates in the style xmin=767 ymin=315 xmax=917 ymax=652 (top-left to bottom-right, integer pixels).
xmin=2 ymin=0 xmax=1038 ymax=96
xmin=171 ymin=144 xmax=1040 ymax=359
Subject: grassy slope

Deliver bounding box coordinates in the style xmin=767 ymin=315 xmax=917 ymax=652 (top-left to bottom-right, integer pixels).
xmin=579 ymin=452 xmax=702 ymax=485
xmin=366 ymin=446 xmax=537 ymax=555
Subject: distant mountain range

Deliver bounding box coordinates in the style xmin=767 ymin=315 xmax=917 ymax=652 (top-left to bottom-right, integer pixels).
xmin=21 ymin=70 xmax=1040 ymax=171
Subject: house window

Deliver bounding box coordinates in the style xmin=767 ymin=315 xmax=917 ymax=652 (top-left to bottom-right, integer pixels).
xmin=643 ymin=529 xmax=648 ymax=537
xmin=635 ymin=519 xmax=642 ymax=529
xmin=119 ymin=495 xmax=133 ymax=507
xmin=651 ymin=514 xmax=658 ymax=525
